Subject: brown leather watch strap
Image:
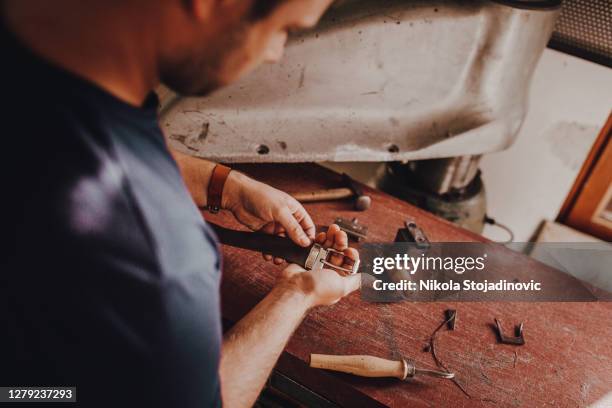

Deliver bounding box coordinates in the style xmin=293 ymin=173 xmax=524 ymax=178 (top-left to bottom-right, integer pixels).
xmin=207 ymin=164 xmax=232 ymax=213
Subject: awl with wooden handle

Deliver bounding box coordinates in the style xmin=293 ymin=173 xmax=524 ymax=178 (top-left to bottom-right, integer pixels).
xmin=310 ymin=354 xmax=454 ymax=380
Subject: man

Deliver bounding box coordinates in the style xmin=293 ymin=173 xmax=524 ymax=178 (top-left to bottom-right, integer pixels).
xmin=1 ymin=0 xmax=361 ymax=407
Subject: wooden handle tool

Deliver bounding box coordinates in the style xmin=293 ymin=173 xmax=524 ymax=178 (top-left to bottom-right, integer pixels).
xmin=310 ymin=354 xmax=454 ymax=380
xmin=290 ymin=173 xmax=372 ymax=211
xmin=291 ymin=188 xmax=354 ymax=203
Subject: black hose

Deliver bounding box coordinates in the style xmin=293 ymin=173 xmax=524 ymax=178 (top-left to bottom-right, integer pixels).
xmin=483 ymin=215 xmax=515 ymax=243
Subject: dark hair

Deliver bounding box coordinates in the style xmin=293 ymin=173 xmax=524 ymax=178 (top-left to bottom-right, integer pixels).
xmin=248 ymin=0 xmax=287 ymax=21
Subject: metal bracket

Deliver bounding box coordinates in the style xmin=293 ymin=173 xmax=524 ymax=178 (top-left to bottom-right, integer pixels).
xmin=334 ymin=217 xmax=368 ymax=242
xmin=394 ymin=219 xmax=430 ymax=249
xmin=494 ymin=318 xmax=525 ymax=345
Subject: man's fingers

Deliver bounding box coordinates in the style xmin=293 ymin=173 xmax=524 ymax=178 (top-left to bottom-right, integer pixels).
xmin=334 ymin=229 xmax=348 ymax=251
xmin=342 ymin=248 xmax=359 ymax=268
xmin=329 ymin=253 xmax=344 ymax=267
xmin=315 ymin=232 xmax=326 ymax=244
xmin=260 ymin=223 xmax=276 ymax=235
xmin=328 ymin=247 xmax=359 ymax=269
xmin=292 ymin=203 xmax=316 ymax=240
xmin=317 ymin=224 xmax=351 ymax=266
xmin=324 ymin=224 xmax=339 ymax=248
xmin=277 ymin=208 xmax=311 ymax=247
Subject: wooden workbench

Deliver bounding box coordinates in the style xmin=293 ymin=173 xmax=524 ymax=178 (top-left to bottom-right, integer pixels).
xmin=204 ymin=164 xmax=612 ymax=407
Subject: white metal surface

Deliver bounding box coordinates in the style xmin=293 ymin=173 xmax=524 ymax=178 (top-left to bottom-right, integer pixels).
xmin=160 ymin=0 xmax=558 ymax=163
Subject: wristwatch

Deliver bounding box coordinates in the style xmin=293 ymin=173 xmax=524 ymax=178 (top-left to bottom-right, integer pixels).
xmin=207 ymin=164 xmax=232 ymax=213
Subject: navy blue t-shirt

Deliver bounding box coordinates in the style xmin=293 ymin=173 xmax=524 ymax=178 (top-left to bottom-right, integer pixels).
xmin=0 ymin=22 xmax=222 ymax=407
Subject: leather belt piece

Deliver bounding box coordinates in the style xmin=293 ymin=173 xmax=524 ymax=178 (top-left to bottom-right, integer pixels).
xmin=209 ymin=223 xmax=359 ymax=275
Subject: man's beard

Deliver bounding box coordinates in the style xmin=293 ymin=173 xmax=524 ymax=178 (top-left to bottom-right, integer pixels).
xmin=160 ymin=53 xmax=226 ymax=97
xmin=160 ymin=25 xmax=249 ymax=97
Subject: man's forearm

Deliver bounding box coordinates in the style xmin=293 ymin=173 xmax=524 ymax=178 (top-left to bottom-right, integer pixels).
xmin=171 ymin=148 xmax=246 ymax=210
xmin=219 ymin=280 xmax=313 ymax=408
xmin=170 ymin=148 xmax=217 ymax=207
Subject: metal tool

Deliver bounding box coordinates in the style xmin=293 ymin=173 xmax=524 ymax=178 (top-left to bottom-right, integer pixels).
xmin=292 ymin=174 xmax=372 ymax=211
xmin=209 ymin=223 xmax=359 ymax=275
xmin=310 ymin=354 xmax=455 ymax=380
xmin=394 ymin=218 xmax=430 ymax=249
xmin=334 ymin=217 xmax=368 ymax=242
xmin=494 ymin=318 xmax=525 ymax=345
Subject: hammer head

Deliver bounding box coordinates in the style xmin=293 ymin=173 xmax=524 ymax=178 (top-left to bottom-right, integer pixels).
xmin=341 ymin=173 xmax=371 ymax=211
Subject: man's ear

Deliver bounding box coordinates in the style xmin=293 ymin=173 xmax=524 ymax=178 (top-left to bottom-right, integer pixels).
xmin=182 ymin=0 xmax=215 ymax=22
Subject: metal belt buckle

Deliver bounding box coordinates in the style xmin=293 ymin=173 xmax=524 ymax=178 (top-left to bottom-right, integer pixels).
xmin=304 ymin=244 xmax=360 ymax=275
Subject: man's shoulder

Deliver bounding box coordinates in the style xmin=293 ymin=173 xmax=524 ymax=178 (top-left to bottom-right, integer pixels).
xmin=4 ymin=93 xmax=140 ymax=242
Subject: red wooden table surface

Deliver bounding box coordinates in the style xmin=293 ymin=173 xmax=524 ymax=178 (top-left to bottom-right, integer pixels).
xmin=204 ymin=164 xmax=612 ymax=408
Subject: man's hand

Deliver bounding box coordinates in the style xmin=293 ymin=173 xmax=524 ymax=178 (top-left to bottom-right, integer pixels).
xmin=279 ymin=223 xmax=361 ymax=307
xmin=219 ymin=224 xmax=360 ymax=408
xmin=222 ymin=171 xmax=316 ymax=249
xmin=171 ymin=151 xmax=314 ymax=250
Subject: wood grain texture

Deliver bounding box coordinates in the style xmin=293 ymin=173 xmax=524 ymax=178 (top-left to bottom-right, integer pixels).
xmin=204 ymin=164 xmax=612 ymax=408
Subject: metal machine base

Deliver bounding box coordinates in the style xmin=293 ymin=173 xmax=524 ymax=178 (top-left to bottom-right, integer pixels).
xmin=379 ymin=158 xmax=487 ymax=233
